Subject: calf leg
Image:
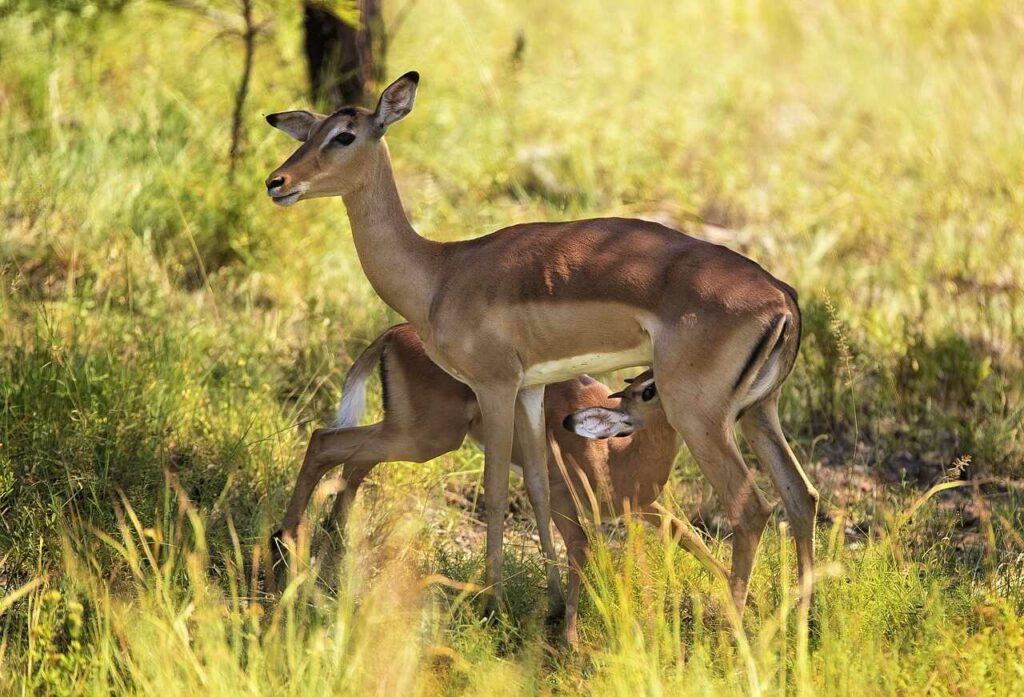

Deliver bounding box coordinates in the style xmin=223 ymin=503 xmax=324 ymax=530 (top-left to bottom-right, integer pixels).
xmin=268 ymin=425 xmax=379 ymax=592
xmin=322 ymin=460 xmax=377 ymax=540
xmin=551 ymin=498 xmax=588 ymax=648
xmin=270 ymin=423 xmax=397 ymax=592
xmin=309 ymin=460 xmax=378 ymax=565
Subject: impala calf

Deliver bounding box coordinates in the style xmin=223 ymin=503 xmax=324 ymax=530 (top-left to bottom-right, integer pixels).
xmin=265 ymin=72 xmax=818 ymax=618
xmin=270 ymin=323 xmax=727 ymax=645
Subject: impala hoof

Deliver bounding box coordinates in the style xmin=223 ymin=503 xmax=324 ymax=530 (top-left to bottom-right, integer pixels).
xmin=266 ymin=529 xmax=289 ymax=594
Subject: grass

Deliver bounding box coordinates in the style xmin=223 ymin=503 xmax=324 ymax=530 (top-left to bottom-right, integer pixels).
xmin=1 ymin=0 xmax=1023 ymax=693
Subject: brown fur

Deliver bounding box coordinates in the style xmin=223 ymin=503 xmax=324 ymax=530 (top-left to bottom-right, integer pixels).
xmin=264 ymin=73 xmax=817 ymax=621
xmin=270 ymin=324 xmax=727 ymax=645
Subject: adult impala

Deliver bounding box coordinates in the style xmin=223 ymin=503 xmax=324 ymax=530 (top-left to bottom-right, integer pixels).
xmin=264 ymin=72 xmax=819 ymax=618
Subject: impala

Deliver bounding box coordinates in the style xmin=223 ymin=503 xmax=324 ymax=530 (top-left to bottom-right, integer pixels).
xmin=271 ymin=322 xmax=727 ymax=645
xmin=264 ymin=72 xmax=818 ymax=619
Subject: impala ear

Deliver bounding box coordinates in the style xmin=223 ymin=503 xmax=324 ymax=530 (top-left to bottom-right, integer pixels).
xmin=563 ymin=407 xmax=634 ymax=440
xmin=266 ymin=110 xmax=325 ymax=141
xmin=373 ymin=71 xmax=419 ymax=134
xmin=622 ymin=368 xmax=654 ymax=385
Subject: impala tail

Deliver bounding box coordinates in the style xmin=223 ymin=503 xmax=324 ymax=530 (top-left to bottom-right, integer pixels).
xmin=334 ymin=332 xmax=389 ymax=428
xmin=734 ymin=311 xmax=798 ymax=411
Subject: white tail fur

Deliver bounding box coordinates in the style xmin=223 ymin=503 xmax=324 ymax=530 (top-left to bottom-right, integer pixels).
xmin=333 ymin=333 xmax=388 ymax=428
xmin=737 ymin=314 xmax=790 ymax=410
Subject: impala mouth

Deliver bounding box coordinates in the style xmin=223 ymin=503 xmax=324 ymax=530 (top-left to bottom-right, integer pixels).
xmin=269 ymin=191 xmax=301 ymax=206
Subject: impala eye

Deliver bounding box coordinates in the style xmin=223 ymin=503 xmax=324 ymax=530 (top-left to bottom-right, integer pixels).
xmin=333 ymin=132 xmax=356 ymax=146
xmin=641 ymin=384 xmax=657 ymax=402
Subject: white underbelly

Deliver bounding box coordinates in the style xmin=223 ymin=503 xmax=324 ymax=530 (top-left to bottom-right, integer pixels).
xmin=522 ymin=343 xmax=653 ymax=386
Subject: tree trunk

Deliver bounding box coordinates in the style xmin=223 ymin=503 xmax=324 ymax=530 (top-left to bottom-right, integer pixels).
xmin=302 ymin=0 xmax=385 ymax=109
xmin=228 ymin=0 xmax=256 ymax=178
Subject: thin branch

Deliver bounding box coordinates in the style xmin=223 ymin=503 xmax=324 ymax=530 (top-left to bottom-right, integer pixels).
xmin=388 ymin=0 xmax=419 ymax=38
xmin=158 ymin=0 xmax=245 ymax=32
xmin=159 ymin=0 xmax=273 ymax=38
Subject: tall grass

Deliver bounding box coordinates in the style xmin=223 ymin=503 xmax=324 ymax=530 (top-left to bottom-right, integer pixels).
xmin=3 ymin=482 xmax=1024 ymax=695
xmin=2 ymin=0 xmax=1024 ymax=693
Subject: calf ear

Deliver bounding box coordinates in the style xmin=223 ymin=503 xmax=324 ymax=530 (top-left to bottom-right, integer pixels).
xmin=266 ymin=110 xmax=325 ymax=141
xmin=373 ymin=71 xmax=419 ymax=134
xmin=565 ymin=407 xmax=634 ymax=440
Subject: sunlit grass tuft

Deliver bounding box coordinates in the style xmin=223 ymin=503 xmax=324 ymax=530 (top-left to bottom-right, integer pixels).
xmin=3 ymin=0 xmax=1024 ymax=693
xmin=4 ymin=485 xmax=1024 ymax=695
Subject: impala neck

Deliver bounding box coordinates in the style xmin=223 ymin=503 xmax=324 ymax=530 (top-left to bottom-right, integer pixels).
xmin=341 ymin=144 xmax=439 ymax=325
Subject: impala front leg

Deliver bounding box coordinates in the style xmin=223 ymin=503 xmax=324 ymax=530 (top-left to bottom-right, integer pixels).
xmin=474 ymin=383 xmax=519 ymax=617
xmin=515 ymin=386 xmax=566 ymax=622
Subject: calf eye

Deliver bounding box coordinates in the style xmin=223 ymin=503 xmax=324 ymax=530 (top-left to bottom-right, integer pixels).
xmin=333 ymin=132 xmax=356 ymax=146
xmin=641 ymin=384 xmax=657 ymax=401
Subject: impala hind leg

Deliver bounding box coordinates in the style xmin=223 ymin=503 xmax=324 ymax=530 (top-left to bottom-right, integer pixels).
xmin=516 ymin=386 xmax=567 ymax=621
xmin=659 ymin=397 xmax=771 ymax=613
xmin=322 ymin=461 xmax=377 ymax=540
xmin=312 ymin=460 xmax=378 ymax=573
xmin=268 ymin=424 xmax=379 ymax=593
xmin=739 ymin=392 xmax=818 ymax=609
xmin=474 ymin=384 xmax=519 ymax=616
xmin=683 ymin=423 xmax=769 ymax=613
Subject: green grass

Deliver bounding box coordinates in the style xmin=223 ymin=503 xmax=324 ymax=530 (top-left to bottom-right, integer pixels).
xmin=2 ymin=0 xmax=1024 ymax=693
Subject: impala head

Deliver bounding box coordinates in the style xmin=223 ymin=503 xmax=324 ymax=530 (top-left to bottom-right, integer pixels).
xmin=264 ymin=71 xmax=419 ymax=205
xmin=563 ymin=370 xmax=660 ymax=439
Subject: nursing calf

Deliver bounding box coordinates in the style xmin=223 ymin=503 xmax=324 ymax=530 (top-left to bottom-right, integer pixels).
xmin=269 ymin=323 xmax=727 ymax=643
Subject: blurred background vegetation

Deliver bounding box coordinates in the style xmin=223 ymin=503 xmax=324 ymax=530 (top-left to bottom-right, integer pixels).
xmin=1 ymin=0 xmax=1023 ymax=694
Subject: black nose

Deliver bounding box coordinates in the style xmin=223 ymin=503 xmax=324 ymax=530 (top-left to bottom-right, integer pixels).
xmin=562 ymin=414 xmax=576 ymax=432
xmin=266 ymin=176 xmax=285 ymax=190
